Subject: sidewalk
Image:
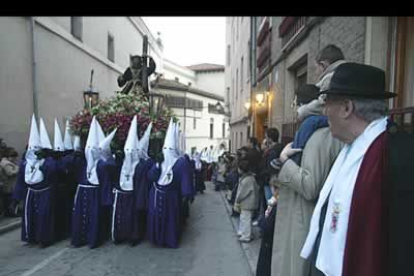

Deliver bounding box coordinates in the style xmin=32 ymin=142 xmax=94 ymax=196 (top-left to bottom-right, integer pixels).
xmin=0 ymin=216 xmax=21 ymax=235
xmin=218 ymin=187 xmax=261 ymax=276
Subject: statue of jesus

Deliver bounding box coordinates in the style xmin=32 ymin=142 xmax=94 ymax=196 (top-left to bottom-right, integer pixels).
xmin=117 ymin=54 xmax=156 ymax=96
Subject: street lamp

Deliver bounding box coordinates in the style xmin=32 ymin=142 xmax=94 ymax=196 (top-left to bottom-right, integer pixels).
xmin=83 ymin=69 xmax=99 ymax=110
xmin=148 ymin=92 xmax=166 ymax=116
xmin=244 ymin=101 xmax=251 ymax=110
xmin=256 ymin=93 xmax=265 ymax=106
xmin=147 ymin=91 xmax=166 ymax=158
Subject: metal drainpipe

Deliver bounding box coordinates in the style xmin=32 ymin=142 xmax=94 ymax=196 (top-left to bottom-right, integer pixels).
xmin=30 ymin=17 xmax=39 ymax=118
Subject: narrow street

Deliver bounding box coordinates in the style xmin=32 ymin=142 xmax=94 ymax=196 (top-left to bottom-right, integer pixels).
xmin=0 ymin=182 xmax=252 ymax=276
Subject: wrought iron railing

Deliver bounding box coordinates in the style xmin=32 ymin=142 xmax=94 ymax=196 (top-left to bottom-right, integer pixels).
xmin=280 ymin=17 xmax=309 ymax=48
xmin=389 ymin=107 xmax=414 ymax=133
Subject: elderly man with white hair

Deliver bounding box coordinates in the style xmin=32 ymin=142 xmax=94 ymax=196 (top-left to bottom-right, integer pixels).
xmin=300 ymin=63 xmax=413 ymax=276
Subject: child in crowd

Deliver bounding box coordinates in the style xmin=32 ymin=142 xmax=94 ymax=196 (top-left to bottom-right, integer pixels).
xmin=234 ymin=159 xmax=259 ymax=243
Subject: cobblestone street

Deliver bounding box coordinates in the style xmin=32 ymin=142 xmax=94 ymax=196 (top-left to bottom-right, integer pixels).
xmin=0 ymin=183 xmax=252 ymax=276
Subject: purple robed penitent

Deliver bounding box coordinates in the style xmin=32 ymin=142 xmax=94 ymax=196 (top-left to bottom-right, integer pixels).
xmin=132 ymin=158 xmax=155 ymax=242
xmin=147 ymin=157 xmax=195 ymax=248
xmin=104 ymin=157 xmax=154 ymax=245
xmin=60 ymin=152 xmax=110 ymax=249
xmin=13 ymin=157 xmax=58 ymax=246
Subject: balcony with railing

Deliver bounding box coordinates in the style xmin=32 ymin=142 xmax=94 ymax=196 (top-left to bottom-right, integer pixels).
xmin=279 ymin=16 xmax=309 ymax=49
xmin=256 ymin=17 xmax=271 ymax=76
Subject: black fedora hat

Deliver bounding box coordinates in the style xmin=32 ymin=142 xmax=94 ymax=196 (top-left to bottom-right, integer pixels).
xmin=319 ymin=62 xmax=396 ymax=99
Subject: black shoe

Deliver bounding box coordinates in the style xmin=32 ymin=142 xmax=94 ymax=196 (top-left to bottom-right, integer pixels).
xmin=231 ymin=211 xmax=240 ymax=217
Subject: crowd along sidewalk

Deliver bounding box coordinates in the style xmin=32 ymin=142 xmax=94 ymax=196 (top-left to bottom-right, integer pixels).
xmin=218 ymin=187 xmax=261 ymax=276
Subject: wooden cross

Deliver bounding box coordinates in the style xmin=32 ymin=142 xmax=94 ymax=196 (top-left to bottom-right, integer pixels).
xmin=141 ymin=35 xmax=149 ymax=94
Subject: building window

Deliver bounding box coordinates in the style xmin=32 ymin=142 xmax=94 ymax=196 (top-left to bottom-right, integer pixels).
xmin=236 ymin=17 xmax=239 ymax=41
xmin=227 ymin=45 xmax=231 ymax=66
xmin=240 ymin=132 xmax=243 ymax=147
xmin=247 ymin=41 xmax=251 ymax=82
xmin=107 ymin=33 xmax=115 ymax=62
xmin=165 ymin=96 xmax=202 ymax=111
xmin=294 ymin=62 xmax=308 ymax=92
xmin=247 ymin=126 xmax=251 ymax=139
xmin=251 ymin=18 xmax=257 ymax=84
xmin=193 ymin=117 xmax=196 ymax=129
xmin=236 ymin=69 xmax=239 ymax=99
xmin=71 ymin=17 xmax=83 ymax=41
xmin=241 ymin=56 xmax=244 ymax=93
xmin=279 ymin=17 xmax=309 ymax=49
xmin=226 ymin=87 xmax=230 ymax=103
xmin=232 ymin=78 xmax=235 ymax=101
xmin=210 ymin=118 xmax=214 ymax=139
xmin=235 ymin=132 xmax=238 ymax=150
xmin=222 ymin=123 xmax=226 ymax=138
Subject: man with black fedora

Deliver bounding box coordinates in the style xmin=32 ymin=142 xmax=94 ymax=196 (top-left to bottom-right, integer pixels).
xmin=300 ymin=62 xmax=412 ymax=276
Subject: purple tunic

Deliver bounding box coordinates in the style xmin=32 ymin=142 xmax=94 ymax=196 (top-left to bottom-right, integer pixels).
xmin=103 ymin=157 xmax=154 ymax=244
xmin=13 ymin=157 xmax=58 ymax=246
xmin=61 ymin=153 xmax=109 ymax=249
xmin=54 ymin=152 xmax=75 ymax=241
xmin=147 ymin=157 xmax=195 ymax=248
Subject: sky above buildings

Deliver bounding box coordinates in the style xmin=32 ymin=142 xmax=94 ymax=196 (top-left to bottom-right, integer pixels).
xmin=142 ymin=17 xmax=226 ymax=67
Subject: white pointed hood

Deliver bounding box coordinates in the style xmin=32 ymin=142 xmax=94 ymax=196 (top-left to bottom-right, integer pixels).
xmin=120 ymin=116 xmax=139 ymax=191
xmin=39 ymin=118 xmax=52 ymax=149
xmin=124 ymin=116 xmax=138 ymax=151
xmin=85 ymin=116 xmax=100 ymax=185
xmin=138 ymin=122 xmax=152 ymax=160
xmin=158 ymin=118 xmax=180 ymax=185
xmin=54 ymin=119 xmax=64 ymax=152
xmin=64 ymin=120 xmax=73 ymax=150
xmin=98 ymin=128 xmax=117 ymax=163
xmin=73 ymin=135 xmax=82 ymax=151
xmin=27 ymin=114 xmax=41 ymax=150
xmin=175 ymin=125 xmax=181 ymax=156
xmin=207 ymin=147 xmax=214 ymax=163
xmin=194 ymin=151 xmax=202 ymax=170
xmin=200 ymin=147 xmax=208 ymax=162
xmin=25 ymin=114 xmax=45 ymax=185
xmin=85 ymin=117 xmax=99 ymax=150
xmin=96 ymin=118 xmax=105 ymax=142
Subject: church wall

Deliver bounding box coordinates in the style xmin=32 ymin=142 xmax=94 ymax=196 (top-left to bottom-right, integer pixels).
xmin=0 ymin=17 xmax=163 ymax=156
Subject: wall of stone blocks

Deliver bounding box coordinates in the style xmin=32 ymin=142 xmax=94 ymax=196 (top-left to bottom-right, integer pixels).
xmin=307 ymin=16 xmax=366 ymax=83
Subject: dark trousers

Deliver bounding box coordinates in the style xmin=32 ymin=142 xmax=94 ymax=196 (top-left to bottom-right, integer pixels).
xmin=1 ymin=192 xmax=13 ymax=216
xmin=308 ymin=193 xmax=330 ymax=276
